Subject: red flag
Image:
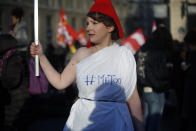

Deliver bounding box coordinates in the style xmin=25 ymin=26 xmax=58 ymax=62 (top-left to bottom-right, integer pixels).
xmin=57 ymin=9 xmax=67 ymax=47
xmin=121 ymin=28 xmax=146 ymax=54
xmin=77 ymin=28 xmax=87 ymax=46
xmin=57 ymin=8 xmax=78 ymax=53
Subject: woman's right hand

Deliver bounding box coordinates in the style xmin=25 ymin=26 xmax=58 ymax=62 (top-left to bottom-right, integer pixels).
xmin=30 ymin=42 xmax=44 ymax=57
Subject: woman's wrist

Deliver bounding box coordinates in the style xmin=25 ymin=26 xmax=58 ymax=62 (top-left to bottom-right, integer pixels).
xmin=39 ymin=53 xmax=45 ymax=60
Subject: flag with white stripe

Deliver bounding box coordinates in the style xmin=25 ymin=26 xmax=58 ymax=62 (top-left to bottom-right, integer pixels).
xmin=121 ymin=28 xmax=146 ymax=54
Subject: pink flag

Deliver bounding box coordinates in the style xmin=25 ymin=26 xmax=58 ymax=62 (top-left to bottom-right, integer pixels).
xmin=121 ymin=28 xmax=146 ymax=54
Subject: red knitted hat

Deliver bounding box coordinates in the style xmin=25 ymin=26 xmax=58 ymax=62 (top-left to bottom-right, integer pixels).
xmin=88 ymin=0 xmax=124 ymax=39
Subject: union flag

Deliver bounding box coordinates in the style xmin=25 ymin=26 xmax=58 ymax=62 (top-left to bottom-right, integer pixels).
xmin=57 ymin=8 xmax=78 ymax=53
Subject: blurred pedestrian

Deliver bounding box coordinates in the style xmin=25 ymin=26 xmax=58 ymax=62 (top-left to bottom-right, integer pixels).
xmin=9 ymin=7 xmax=29 ymax=52
xmin=135 ymin=26 xmax=173 ymax=131
xmin=181 ymin=29 xmax=196 ymax=131
xmin=0 ymin=34 xmax=29 ymax=130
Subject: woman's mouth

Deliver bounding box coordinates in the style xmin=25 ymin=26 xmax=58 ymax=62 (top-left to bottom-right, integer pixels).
xmin=89 ymin=34 xmax=95 ymax=37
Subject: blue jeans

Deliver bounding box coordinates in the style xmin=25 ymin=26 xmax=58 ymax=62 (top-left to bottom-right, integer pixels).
xmin=143 ymin=92 xmax=165 ymax=131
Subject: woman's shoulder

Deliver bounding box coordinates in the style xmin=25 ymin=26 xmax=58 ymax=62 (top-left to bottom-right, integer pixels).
xmin=77 ymin=47 xmax=91 ymax=56
xmin=117 ymin=44 xmax=134 ymax=56
xmin=116 ymin=44 xmax=136 ymax=63
xmin=72 ymin=47 xmax=91 ymax=63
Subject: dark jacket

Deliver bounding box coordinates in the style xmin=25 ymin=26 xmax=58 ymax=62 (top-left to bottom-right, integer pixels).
xmin=135 ymin=44 xmax=172 ymax=93
xmin=0 ymin=34 xmax=29 ymax=126
xmin=0 ymin=34 xmax=26 ymax=90
xmin=182 ymin=51 xmax=196 ymax=117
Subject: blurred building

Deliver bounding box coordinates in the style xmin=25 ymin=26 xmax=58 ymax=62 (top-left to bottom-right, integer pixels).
xmin=170 ymin=0 xmax=196 ymax=42
xmin=0 ymin=0 xmax=136 ymax=47
xmin=0 ymin=0 xmax=196 ymax=47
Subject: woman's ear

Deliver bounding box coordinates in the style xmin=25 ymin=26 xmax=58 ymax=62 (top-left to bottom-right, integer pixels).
xmin=107 ymin=26 xmax=114 ymax=33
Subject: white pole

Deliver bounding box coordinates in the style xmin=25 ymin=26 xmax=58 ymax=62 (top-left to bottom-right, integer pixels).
xmin=34 ymin=0 xmax=39 ymax=76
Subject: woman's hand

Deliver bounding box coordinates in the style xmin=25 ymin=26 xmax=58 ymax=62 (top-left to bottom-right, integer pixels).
xmin=30 ymin=42 xmax=44 ymax=57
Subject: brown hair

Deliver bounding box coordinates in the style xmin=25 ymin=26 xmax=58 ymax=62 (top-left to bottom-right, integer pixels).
xmin=87 ymin=12 xmax=119 ymax=40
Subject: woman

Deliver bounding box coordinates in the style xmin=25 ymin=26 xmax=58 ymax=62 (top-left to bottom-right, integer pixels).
xmin=30 ymin=0 xmax=144 ymax=130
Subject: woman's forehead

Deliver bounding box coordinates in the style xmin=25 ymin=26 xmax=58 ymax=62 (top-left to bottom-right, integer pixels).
xmin=87 ymin=16 xmax=96 ymax=22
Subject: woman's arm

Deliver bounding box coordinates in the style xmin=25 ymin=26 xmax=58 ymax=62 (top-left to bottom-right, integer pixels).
xmin=30 ymin=42 xmax=87 ymax=90
xmin=127 ymin=87 xmax=145 ymax=131
xmin=39 ymin=54 xmax=76 ymax=90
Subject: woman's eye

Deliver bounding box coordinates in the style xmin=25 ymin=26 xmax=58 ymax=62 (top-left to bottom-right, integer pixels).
xmin=86 ymin=21 xmax=98 ymax=26
xmin=93 ymin=21 xmax=98 ymax=24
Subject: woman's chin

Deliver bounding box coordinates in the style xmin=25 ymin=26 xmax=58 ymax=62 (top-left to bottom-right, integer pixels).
xmin=89 ymin=39 xmax=97 ymax=45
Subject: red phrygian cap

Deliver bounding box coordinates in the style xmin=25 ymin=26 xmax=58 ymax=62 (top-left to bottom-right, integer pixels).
xmin=89 ymin=0 xmax=124 ymax=39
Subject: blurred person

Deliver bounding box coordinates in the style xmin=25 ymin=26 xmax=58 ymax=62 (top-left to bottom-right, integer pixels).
xmin=135 ymin=26 xmax=173 ymax=131
xmin=9 ymin=7 xmax=28 ymax=51
xmin=30 ymin=0 xmax=144 ymax=131
xmin=181 ymin=29 xmax=196 ymax=131
xmin=0 ymin=34 xmax=29 ymax=130
xmin=170 ymin=40 xmax=185 ymax=115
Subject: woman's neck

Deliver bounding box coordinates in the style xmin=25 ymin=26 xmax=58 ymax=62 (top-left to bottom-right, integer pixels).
xmin=93 ymin=40 xmax=113 ymax=52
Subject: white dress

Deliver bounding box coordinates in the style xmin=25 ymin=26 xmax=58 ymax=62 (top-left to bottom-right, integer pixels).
xmin=63 ymin=43 xmax=137 ymax=131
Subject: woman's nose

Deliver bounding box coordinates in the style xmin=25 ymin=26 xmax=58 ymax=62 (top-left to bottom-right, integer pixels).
xmin=86 ymin=24 xmax=92 ymax=32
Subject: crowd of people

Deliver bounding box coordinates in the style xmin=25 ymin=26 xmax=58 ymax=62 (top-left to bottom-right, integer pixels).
xmin=0 ymin=0 xmax=196 ymax=131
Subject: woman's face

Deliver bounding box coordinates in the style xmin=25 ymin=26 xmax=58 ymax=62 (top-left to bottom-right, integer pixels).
xmin=86 ymin=16 xmax=113 ymax=44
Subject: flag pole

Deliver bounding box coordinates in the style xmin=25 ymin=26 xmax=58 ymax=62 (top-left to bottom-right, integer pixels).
xmin=34 ymin=0 xmax=39 ymax=76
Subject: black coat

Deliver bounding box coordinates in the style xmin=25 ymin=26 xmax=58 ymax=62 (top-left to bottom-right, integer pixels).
xmin=182 ymin=51 xmax=196 ymax=117
xmin=135 ymin=45 xmax=172 ymax=93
